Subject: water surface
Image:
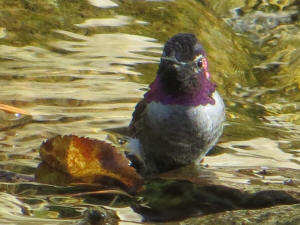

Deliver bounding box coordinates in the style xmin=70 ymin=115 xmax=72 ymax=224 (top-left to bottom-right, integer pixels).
xmin=0 ymin=0 xmax=299 ymax=224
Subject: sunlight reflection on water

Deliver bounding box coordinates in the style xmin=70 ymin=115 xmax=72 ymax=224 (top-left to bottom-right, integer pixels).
xmin=0 ymin=0 xmax=299 ymax=223
xmin=88 ymin=0 xmax=118 ymax=8
xmin=206 ymin=138 xmax=300 ymax=169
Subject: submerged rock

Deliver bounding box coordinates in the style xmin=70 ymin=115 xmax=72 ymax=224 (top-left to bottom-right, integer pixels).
xmin=183 ymin=204 xmax=300 ymax=225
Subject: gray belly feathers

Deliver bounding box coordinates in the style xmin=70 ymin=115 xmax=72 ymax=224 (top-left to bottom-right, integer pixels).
xmin=136 ymin=91 xmax=225 ymax=174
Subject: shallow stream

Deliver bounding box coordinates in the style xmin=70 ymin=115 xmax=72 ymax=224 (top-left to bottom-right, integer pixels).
xmin=0 ymin=0 xmax=299 ymax=224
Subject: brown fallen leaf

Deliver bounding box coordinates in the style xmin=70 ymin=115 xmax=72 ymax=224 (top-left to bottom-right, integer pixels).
xmin=35 ymin=162 xmax=74 ymax=185
xmin=37 ymin=135 xmax=144 ymax=194
xmin=0 ymin=103 xmax=30 ymax=115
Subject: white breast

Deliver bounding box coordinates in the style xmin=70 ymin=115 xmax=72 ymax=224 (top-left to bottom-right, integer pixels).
xmin=146 ymin=91 xmax=225 ymax=136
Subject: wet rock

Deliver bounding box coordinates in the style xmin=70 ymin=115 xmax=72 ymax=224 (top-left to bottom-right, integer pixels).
xmin=183 ymin=204 xmax=300 ymax=225
xmin=79 ymin=207 xmax=119 ymax=225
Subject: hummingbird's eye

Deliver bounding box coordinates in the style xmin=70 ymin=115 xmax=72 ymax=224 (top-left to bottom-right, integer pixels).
xmin=197 ymin=59 xmax=203 ymax=68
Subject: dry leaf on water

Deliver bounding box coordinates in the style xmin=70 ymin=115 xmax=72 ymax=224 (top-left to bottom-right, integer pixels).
xmin=36 ymin=135 xmax=143 ymax=194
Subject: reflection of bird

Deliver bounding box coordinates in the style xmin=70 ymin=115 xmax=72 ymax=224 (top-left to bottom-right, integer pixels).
xmin=128 ymin=33 xmax=225 ymax=174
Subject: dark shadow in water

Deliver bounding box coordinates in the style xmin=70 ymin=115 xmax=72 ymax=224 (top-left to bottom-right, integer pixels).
xmin=132 ymin=179 xmax=299 ymax=222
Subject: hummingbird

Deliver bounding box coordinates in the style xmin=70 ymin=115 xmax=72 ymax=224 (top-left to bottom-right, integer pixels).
xmin=127 ymin=33 xmax=225 ymax=175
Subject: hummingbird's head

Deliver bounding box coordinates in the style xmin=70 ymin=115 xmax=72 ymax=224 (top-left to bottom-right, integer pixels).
xmin=145 ymin=33 xmax=216 ymax=106
xmin=158 ymin=33 xmax=211 ymax=96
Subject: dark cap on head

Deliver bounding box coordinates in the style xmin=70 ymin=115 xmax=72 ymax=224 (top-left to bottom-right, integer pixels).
xmin=162 ymin=33 xmax=203 ymax=62
xmin=158 ymin=33 xmax=207 ymax=96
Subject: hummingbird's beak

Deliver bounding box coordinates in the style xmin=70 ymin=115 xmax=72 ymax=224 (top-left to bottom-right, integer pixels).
xmin=161 ymin=56 xmax=195 ymax=70
xmin=161 ymin=56 xmax=182 ymax=65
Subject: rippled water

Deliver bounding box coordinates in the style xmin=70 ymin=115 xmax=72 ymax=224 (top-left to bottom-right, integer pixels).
xmin=0 ymin=0 xmax=299 ymax=224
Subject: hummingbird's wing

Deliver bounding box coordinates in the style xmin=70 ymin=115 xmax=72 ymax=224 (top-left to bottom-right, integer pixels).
xmin=126 ymin=98 xmax=149 ymax=167
xmin=128 ymin=98 xmax=148 ymax=137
